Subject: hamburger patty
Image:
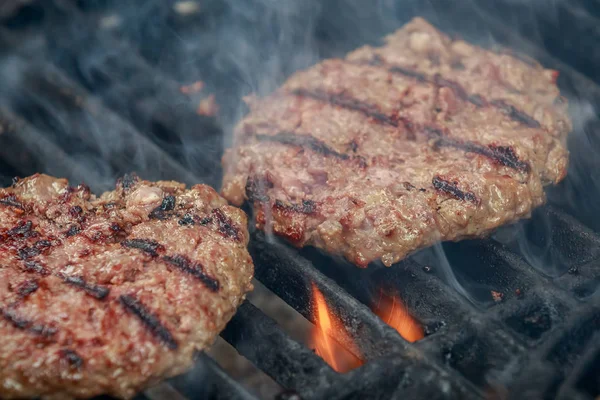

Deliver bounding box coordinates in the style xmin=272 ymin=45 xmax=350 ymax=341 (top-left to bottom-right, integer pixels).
xmin=222 ymin=17 xmax=572 ymax=267
xmin=0 ymin=174 xmax=254 ymax=399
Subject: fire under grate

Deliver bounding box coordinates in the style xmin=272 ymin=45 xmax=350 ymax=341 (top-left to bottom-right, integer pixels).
xmin=1 ymin=1 xmax=600 ymax=399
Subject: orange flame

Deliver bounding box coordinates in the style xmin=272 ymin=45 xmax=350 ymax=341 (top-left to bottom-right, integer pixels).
xmin=311 ymin=283 xmax=363 ymax=372
xmin=310 ymin=284 xmax=423 ymax=372
xmin=373 ymin=289 xmax=424 ymax=343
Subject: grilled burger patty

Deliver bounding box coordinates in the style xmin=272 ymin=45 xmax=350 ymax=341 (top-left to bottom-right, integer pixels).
xmin=0 ymin=174 xmax=254 ymax=399
xmin=222 ymin=17 xmax=571 ymax=267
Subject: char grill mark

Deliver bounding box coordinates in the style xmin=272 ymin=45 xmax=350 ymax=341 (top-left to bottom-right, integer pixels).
xmin=178 ymin=213 xmax=195 ymax=226
xmin=199 ymin=216 xmax=212 ymax=225
xmin=23 ymin=261 xmax=50 ymax=276
xmin=385 ymin=61 xmax=543 ymax=121
xmin=467 ymin=94 xmax=487 ymax=107
xmin=425 ymin=127 xmax=530 ymax=172
xmin=6 ymin=221 xmax=35 ymax=238
xmin=274 ymin=199 xmax=318 ymax=215
xmin=17 ymin=280 xmax=39 ymax=297
xmin=60 ymin=349 xmax=83 ymax=369
xmin=256 ymin=131 xmax=350 ymax=160
xmin=0 ymin=195 xmax=24 ymax=209
xmin=490 ymin=100 xmax=541 ymax=128
xmin=291 ymin=88 xmax=399 ymax=127
xmin=18 ymin=240 xmax=52 ymax=259
xmin=121 ymin=238 xmax=164 ymax=257
xmin=119 ymin=294 xmax=178 ymax=350
xmin=433 ymin=74 xmax=469 ymax=101
xmin=389 ymin=65 xmax=428 ymax=82
xmin=212 ymin=208 xmax=241 ymax=241
xmin=61 ymin=274 xmax=110 ymax=300
xmin=148 ymin=195 xmax=176 ymax=220
xmin=389 ymin=64 xmax=484 ymax=107
xmin=1 ymin=308 xmax=57 ymax=337
xmin=245 ymin=176 xmax=273 ymax=203
xmin=18 ymin=247 xmax=40 ymax=260
xmin=162 ymin=255 xmax=220 ymax=292
xmin=432 ymin=176 xmax=479 ymax=204
xmin=66 ymin=225 xmax=80 ymax=237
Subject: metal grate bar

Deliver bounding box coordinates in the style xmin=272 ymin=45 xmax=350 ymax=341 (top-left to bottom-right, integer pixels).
xmin=168 ymin=353 xmax=259 ymax=400
xmin=508 ymin=297 xmax=600 ymax=398
xmin=29 ymin=3 xmax=224 ymax=186
xmin=249 ymin=231 xmax=486 ymax=397
xmin=0 ymin=105 xmax=110 ymax=187
xmin=221 ymin=301 xmax=338 ymax=399
xmin=249 ymin=231 xmax=407 ymax=361
xmin=0 ymin=53 xmax=198 ymax=188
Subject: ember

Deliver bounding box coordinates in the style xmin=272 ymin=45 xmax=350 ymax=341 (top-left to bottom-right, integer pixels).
xmin=197 ymin=94 xmax=219 ymax=117
xmin=180 ymin=80 xmax=205 ymax=94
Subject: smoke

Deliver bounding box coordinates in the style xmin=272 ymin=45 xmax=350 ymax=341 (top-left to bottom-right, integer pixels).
xmin=548 ymin=98 xmax=600 ymax=230
xmin=412 ymin=242 xmax=479 ymax=306
xmin=0 ymin=0 xmax=597 ymax=299
xmin=208 ymin=0 xmax=322 ymax=135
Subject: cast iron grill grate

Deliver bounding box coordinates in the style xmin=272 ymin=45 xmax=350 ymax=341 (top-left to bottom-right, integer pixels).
xmin=0 ymin=1 xmax=599 ymax=399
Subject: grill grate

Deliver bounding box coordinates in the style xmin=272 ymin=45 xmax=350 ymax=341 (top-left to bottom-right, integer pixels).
xmin=1 ymin=0 xmax=600 ymax=399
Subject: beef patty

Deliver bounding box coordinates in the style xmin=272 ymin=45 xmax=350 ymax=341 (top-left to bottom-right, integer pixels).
xmin=222 ymin=17 xmax=571 ymax=267
xmin=0 ymin=174 xmax=254 ymax=399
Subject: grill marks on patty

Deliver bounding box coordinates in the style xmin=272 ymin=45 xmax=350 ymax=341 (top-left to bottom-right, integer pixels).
xmin=1 ymin=308 xmax=57 ymax=338
xmin=119 ymin=294 xmax=178 ymax=350
xmin=291 ymin=88 xmax=401 ymax=127
xmin=255 ymin=131 xmax=368 ymax=169
xmin=256 ymin=131 xmax=350 ymax=160
xmin=432 ymin=176 xmax=479 ymax=204
xmin=212 ymin=208 xmax=242 ymax=241
xmin=424 ymin=127 xmax=530 ymax=172
xmin=121 ymin=236 xmax=224 ymax=291
xmin=259 ymin=60 xmax=536 ymax=177
xmin=162 ymin=255 xmax=220 ymax=292
xmin=223 ymin=17 xmax=569 ymax=268
xmin=375 ymin=58 xmax=541 ymax=128
xmin=274 ymin=199 xmax=318 ymax=215
xmin=23 ymin=261 xmax=50 ymax=276
xmin=490 ymin=99 xmax=541 ymax=128
xmin=1 ymin=175 xmax=254 ymax=397
xmin=16 ymin=279 xmax=39 ymax=298
xmin=121 ymin=239 xmax=164 ymax=257
xmin=0 ymin=195 xmax=24 ymax=210
xmin=60 ymin=275 xmax=110 ymax=300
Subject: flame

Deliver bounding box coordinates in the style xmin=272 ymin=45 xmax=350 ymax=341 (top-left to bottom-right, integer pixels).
xmin=373 ymin=289 xmax=424 ymax=343
xmin=310 ymin=284 xmax=423 ymax=373
xmin=311 ymin=283 xmax=363 ymax=372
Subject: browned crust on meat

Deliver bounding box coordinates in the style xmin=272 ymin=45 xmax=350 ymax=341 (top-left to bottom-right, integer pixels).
xmin=0 ymin=174 xmax=254 ymax=399
xmin=221 ymin=17 xmax=571 ymax=268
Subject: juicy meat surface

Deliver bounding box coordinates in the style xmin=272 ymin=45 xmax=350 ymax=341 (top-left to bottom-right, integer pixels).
xmin=221 ymin=17 xmax=571 ymax=267
xmin=0 ymin=174 xmax=254 ymax=399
